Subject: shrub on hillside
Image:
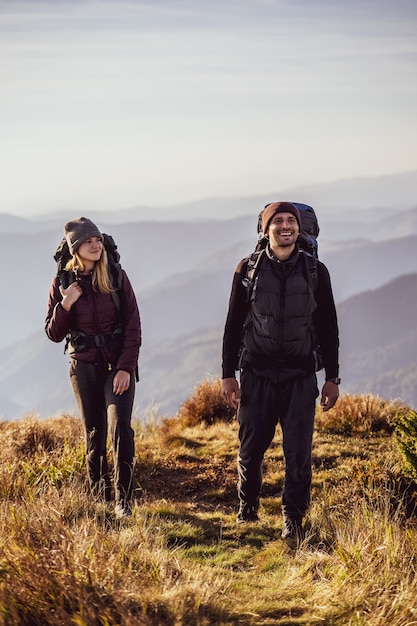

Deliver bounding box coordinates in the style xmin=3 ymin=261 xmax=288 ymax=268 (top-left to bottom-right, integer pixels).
xmin=0 ymin=415 xmax=82 ymax=461
xmin=175 ymin=378 xmax=235 ymax=427
xmin=315 ymin=394 xmax=406 ymax=435
xmin=394 ymin=409 xmax=417 ymax=480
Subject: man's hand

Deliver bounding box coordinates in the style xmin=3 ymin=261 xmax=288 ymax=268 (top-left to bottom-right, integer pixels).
xmin=222 ymin=377 xmax=240 ymax=410
xmin=320 ymin=381 xmax=339 ymax=412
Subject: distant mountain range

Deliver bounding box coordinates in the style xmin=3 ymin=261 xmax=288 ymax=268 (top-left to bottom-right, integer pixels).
xmin=337 ymin=273 xmax=417 ymax=403
xmin=2 ymin=169 xmax=417 ymax=226
xmin=1 ymin=170 xmax=417 ymax=420
xmin=138 ymin=272 xmax=417 ymax=414
xmin=1 ymin=272 xmax=416 ymax=420
xmin=2 ymin=209 xmax=417 ymax=347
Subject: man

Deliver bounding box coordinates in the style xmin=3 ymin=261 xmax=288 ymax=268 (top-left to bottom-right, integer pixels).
xmin=222 ymin=201 xmax=340 ymax=547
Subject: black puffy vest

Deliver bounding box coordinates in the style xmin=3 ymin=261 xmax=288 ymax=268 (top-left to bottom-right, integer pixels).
xmin=243 ymin=248 xmax=317 ymax=366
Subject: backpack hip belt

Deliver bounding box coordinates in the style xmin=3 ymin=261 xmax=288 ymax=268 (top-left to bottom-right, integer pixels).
xmin=65 ymin=325 xmax=123 ymax=353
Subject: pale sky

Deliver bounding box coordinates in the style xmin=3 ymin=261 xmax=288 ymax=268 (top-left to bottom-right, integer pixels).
xmin=1 ymin=0 xmax=417 ymax=216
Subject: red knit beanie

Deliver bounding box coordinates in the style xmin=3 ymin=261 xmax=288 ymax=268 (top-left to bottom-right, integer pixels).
xmin=262 ymin=202 xmax=301 ymax=235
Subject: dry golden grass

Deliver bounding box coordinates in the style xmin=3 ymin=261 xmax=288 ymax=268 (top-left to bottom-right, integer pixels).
xmin=1 ymin=380 xmax=417 ymax=625
xmin=174 ymin=378 xmax=236 ymax=427
xmin=315 ymin=393 xmax=407 ymax=435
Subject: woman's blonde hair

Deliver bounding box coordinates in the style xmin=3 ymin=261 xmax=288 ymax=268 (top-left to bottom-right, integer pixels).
xmin=65 ymin=247 xmax=115 ymax=294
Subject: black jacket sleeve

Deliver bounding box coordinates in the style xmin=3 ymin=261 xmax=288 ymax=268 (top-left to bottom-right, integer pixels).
xmin=222 ymin=258 xmax=249 ymax=378
xmin=313 ymin=261 xmax=340 ymax=381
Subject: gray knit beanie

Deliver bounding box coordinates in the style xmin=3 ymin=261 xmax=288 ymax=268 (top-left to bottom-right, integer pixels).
xmin=64 ymin=217 xmax=102 ymax=255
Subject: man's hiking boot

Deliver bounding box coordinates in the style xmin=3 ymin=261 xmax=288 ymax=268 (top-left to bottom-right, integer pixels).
xmin=281 ymin=516 xmax=304 ymax=549
xmin=237 ymin=504 xmax=259 ymax=525
xmin=115 ymin=501 xmax=132 ymax=519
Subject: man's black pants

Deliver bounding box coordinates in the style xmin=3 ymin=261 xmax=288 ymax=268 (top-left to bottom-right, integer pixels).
xmin=70 ymin=359 xmax=136 ymax=505
xmin=237 ymin=368 xmax=318 ymax=518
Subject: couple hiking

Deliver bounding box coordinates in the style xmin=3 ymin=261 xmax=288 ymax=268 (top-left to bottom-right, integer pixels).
xmin=45 ymin=202 xmax=340 ymax=545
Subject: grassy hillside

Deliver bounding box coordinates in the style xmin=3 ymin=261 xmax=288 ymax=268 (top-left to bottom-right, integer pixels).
xmin=1 ymin=381 xmax=417 ymax=625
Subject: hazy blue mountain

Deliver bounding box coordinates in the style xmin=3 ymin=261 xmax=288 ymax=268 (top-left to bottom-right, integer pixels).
xmin=137 ymin=233 xmax=417 ymax=340
xmin=140 ymin=274 xmax=417 ymax=413
xmin=0 ymin=214 xmax=40 ymax=233
xmin=318 ymin=206 xmax=417 ymax=242
xmin=337 ymin=273 xmax=417 ymax=391
xmin=319 ymin=234 xmax=417 ymax=303
xmin=1 ymin=273 xmax=416 ymax=421
xmin=7 ymin=212 xmax=415 ymax=351
xmin=1 ymin=173 xmax=417 ymax=420
xmin=146 ymin=273 xmax=417 ymax=412
xmin=0 ymin=218 xmax=254 ymax=348
xmin=0 ymin=326 xmax=223 ymax=421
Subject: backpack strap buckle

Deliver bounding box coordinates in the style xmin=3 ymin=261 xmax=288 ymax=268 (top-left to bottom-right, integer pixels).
xmin=94 ymin=333 xmax=108 ymax=347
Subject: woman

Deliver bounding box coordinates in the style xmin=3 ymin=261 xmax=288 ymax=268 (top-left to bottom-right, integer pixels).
xmin=45 ymin=217 xmax=142 ymax=518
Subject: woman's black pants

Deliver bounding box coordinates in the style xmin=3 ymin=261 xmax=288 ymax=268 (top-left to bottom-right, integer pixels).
xmin=70 ymin=359 xmax=135 ymax=505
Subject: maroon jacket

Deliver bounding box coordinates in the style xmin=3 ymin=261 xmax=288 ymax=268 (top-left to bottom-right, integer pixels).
xmin=45 ymin=270 xmax=141 ymax=374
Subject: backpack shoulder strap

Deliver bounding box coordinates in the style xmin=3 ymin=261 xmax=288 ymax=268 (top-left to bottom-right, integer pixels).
xmin=110 ymin=288 xmax=121 ymax=312
xmin=300 ymin=249 xmax=318 ymax=294
xmin=300 ymin=249 xmax=323 ymax=370
xmin=242 ymin=239 xmax=267 ymax=301
xmin=57 ymin=268 xmax=76 ymax=290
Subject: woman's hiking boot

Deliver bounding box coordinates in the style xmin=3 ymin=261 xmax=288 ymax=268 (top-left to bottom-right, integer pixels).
xmin=237 ymin=503 xmax=259 ymax=525
xmin=115 ymin=500 xmax=132 ymax=519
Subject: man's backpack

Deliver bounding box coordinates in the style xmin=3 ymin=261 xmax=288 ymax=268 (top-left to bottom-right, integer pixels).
xmin=244 ymin=202 xmax=319 ymax=299
xmin=244 ymin=201 xmax=323 ymax=371
xmin=53 ymin=233 xmax=123 ymax=311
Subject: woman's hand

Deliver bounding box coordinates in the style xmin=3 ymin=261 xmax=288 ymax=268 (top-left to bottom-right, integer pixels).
xmin=59 ymin=282 xmax=82 ymax=311
xmin=113 ymin=369 xmax=131 ymax=395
